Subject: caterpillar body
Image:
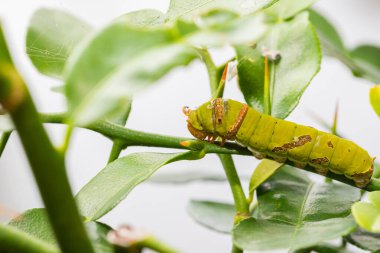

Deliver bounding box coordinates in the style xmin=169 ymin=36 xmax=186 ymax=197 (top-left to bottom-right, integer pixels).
xmin=183 ymin=98 xmax=374 ymax=188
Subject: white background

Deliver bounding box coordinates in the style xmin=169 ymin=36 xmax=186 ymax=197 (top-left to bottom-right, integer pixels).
xmin=1 ymin=0 xmax=380 ymax=252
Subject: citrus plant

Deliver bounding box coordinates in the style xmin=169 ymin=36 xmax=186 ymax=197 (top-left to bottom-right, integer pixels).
xmin=1 ymin=0 xmax=380 ymax=253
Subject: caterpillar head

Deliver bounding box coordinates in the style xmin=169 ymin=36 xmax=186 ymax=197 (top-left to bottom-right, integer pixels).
xmin=182 ymin=106 xmax=208 ymax=140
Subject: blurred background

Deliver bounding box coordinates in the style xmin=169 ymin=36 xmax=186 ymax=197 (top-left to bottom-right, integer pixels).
xmin=1 ymin=0 xmax=380 ymax=252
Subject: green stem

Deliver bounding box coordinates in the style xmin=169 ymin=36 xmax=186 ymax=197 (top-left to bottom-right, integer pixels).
xmin=107 ymin=100 xmax=132 ymax=163
xmin=218 ymin=154 xmax=249 ymax=253
xmin=59 ymin=124 xmax=73 ymax=154
xmin=39 ymin=113 xmax=380 ymax=191
xmin=0 ymin=131 xmax=11 ymax=156
xmin=139 ymin=236 xmax=179 ymax=253
xmin=218 ymin=154 xmax=250 ymax=220
xmin=0 ymin=68 xmax=94 ymax=252
xmin=0 ymin=223 xmax=59 ymax=253
xmin=42 ymin=113 xmax=251 ymax=155
xmin=108 ymin=139 xmax=126 ymax=163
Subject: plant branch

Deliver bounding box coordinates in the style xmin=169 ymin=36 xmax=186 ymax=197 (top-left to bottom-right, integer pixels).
xmin=107 ymin=100 xmax=132 ymax=163
xmin=0 ymin=223 xmax=59 ymax=253
xmin=39 ymin=112 xmax=380 ymax=191
xmin=0 ymin=65 xmax=94 ymax=252
xmin=138 ymin=236 xmax=179 ymax=253
xmin=218 ymin=154 xmax=250 ymax=220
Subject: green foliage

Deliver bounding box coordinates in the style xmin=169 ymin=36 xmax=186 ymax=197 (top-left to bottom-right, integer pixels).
xmin=26 ymin=9 xmax=92 ymax=79
xmin=352 ymin=191 xmax=380 ymax=232
xmin=295 ymin=243 xmax=355 ymax=253
xmin=9 ymin=209 xmax=114 ymax=253
xmin=183 ymin=10 xmax=268 ymax=47
xmin=76 ymin=152 xmax=204 ymax=221
xmin=9 ymin=209 xmax=56 ymax=244
xmin=308 ymin=9 xmax=345 ymax=52
xmin=64 ymin=18 xmax=197 ymax=125
xmin=346 ymin=228 xmax=380 ymax=252
xmin=236 ymin=12 xmax=321 ymax=118
xmin=248 ymin=159 xmax=282 ymax=200
xmin=350 ymin=45 xmax=380 ymax=82
xmin=187 ymin=200 xmax=235 ymax=233
xmin=0 ymin=223 xmax=59 ymax=253
xmin=233 ymin=166 xmax=360 ymax=251
xmin=370 ymin=84 xmax=380 ymax=118
xmin=1 ymin=22 xmax=95 ymax=253
xmin=264 ymin=0 xmax=318 ymax=20
xmin=149 ymin=171 xmax=229 ymax=184
xmin=165 ymin=0 xmax=279 ymax=22
xmin=310 ymin=9 xmax=380 ymax=83
xmin=1 ymin=0 xmax=379 ymax=252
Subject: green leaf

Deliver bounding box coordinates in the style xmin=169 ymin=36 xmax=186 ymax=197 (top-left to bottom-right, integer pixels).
xmin=64 ymin=13 xmax=197 ymax=125
xmin=370 ymin=84 xmax=380 ymax=119
xmin=352 ymin=191 xmax=380 ymax=232
xmin=9 ymin=209 xmax=56 ymax=244
xmin=184 ymin=10 xmax=268 ymax=47
xmin=233 ymin=165 xmax=360 ymax=251
xmin=9 ymin=208 xmax=114 ymax=253
xmin=165 ymin=0 xmax=279 ymax=22
xmin=76 ymin=152 xmax=204 ymax=221
xmin=295 ymin=243 xmax=355 ymax=253
xmin=149 ymin=171 xmax=228 ymax=184
xmin=248 ymin=159 xmax=282 ymax=200
xmin=346 ymin=228 xmax=380 ymax=252
xmin=115 ymin=9 xmax=165 ymax=28
xmin=187 ymin=200 xmax=235 ymax=233
xmin=26 ymin=9 xmax=92 ymax=79
xmin=308 ymin=9 xmax=380 ymax=83
xmin=265 ymin=0 xmax=318 ymax=20
xmin=350 ymin=45 xmax=380 ymax=82
xmin=308 ymin=9 xmax=345 ymax=53
xmin=0 ymin=223 xmax=59 ymax=253
xmin=236 ymin=12 xmax=321 ymax=118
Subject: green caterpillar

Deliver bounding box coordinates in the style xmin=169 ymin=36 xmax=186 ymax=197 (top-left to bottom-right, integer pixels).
xmin=183 ymin=98 xmax=374 ymax=188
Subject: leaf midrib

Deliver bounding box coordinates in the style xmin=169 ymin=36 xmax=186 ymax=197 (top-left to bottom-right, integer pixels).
xmin=290 ymin=182 xmax=314 ymax=245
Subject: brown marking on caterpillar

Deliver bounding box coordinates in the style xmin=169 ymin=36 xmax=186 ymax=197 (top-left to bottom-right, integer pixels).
xmin=311 ymin=157 xmax=329 ymax=165
xmin=327 ymin=141 xmax=334 ymax=148
xmin=225 ymin=104 xmax=249 ymax=140
xmin=272 ymin=135 xmax=312 ymax=153
xmin=212 ymin=98 xmax=225 ymax=129
xmin=187 ymin=123 xmax=208 ymax=140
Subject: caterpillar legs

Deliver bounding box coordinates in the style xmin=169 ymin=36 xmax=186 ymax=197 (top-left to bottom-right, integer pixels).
xmin=352 ymin=166 xmax=373 ymax=188
xmin=293 ymin=162 xmax=307 ymax=169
